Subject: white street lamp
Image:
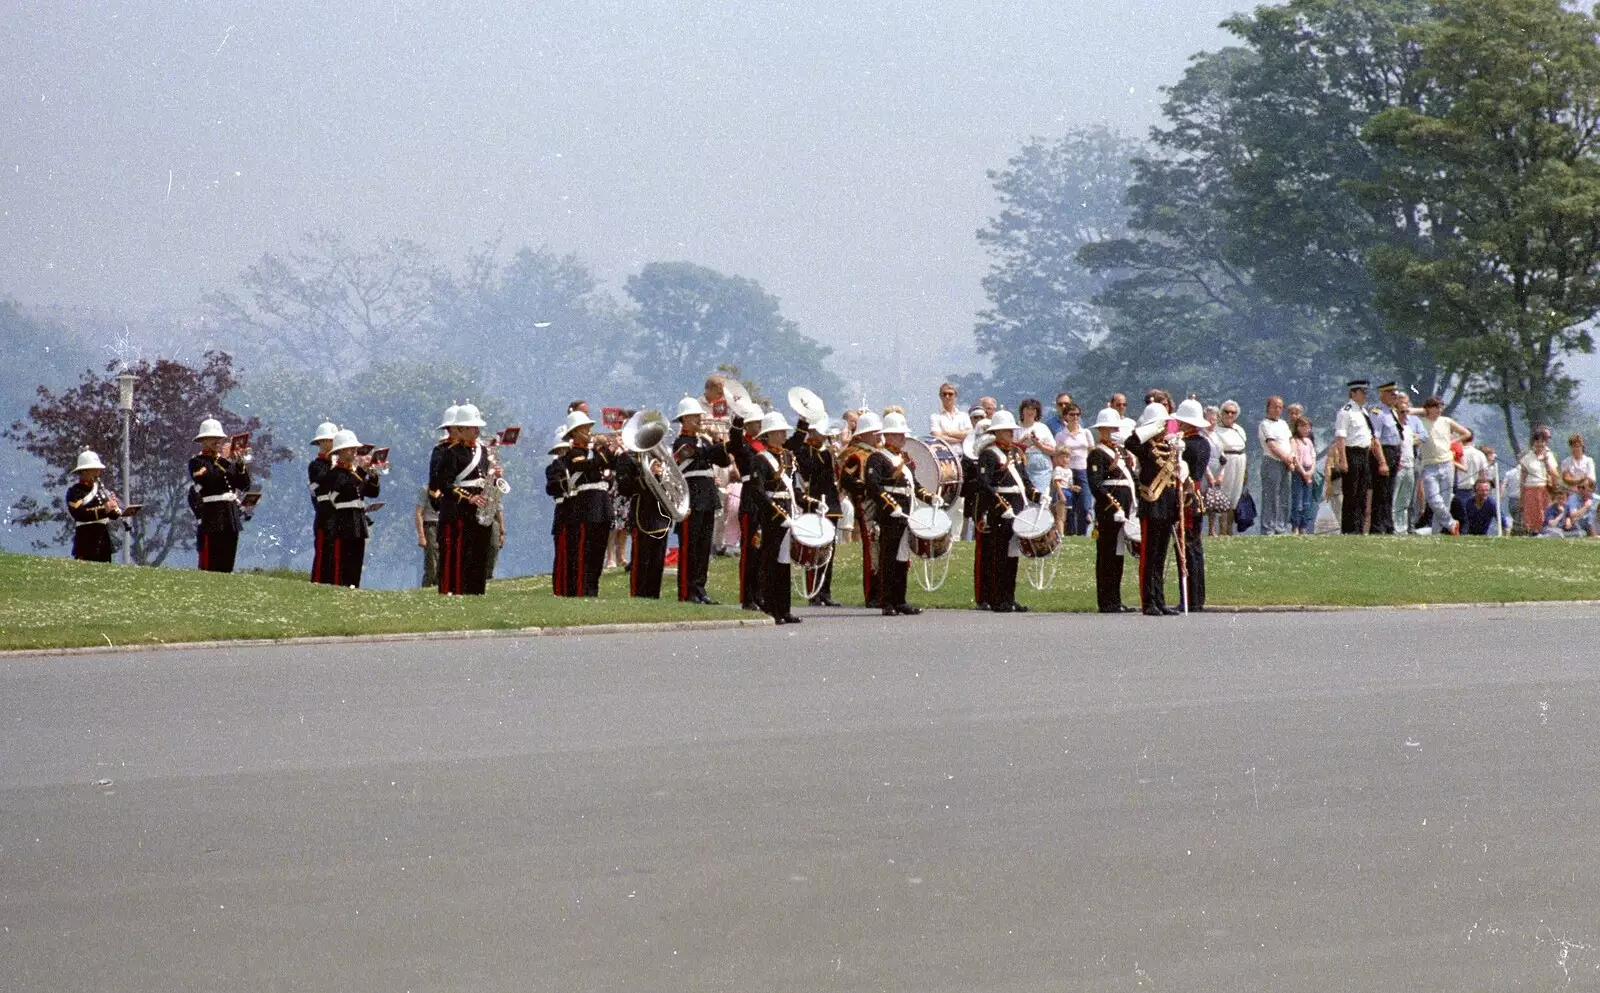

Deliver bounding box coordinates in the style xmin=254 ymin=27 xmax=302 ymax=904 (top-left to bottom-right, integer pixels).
xmin=116 ymin=371 xmax=137 ymax=565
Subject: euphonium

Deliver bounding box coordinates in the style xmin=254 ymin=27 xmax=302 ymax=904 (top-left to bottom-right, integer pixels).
xmin=622 ymin=410 xmax=690 ymax=522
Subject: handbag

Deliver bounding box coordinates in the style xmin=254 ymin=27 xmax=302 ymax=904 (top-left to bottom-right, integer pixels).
xmin=1204 ymin=486 xmax=1230 ymax=512
xmin=1234 ymin=490 xmax=1257 ymax=532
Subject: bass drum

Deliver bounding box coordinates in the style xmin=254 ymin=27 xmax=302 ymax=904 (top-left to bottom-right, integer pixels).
xmin=1011 ymin=504 xmax=1060 ymax=558
xmin=906 ymin=506 xmax=953 ymax=559
xmin=904 ymin=436 xmax=963 ymax=506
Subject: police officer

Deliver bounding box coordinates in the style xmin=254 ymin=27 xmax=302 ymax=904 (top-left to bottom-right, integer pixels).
xmin=749 ymin=411 xmax=803 ymax=624
xmin=308 ymin=421 xmax=338 ymax=584
xmin=975 ymin=410 xmax=1038 ymax=613
xmin=1174 ymin=399 xmax=1211 ymax=612
xmin=323 ymin=428 xmax=380 ymax=587
xmin=1085 ymin=408 xmax=1138 ymax=613
xmin=1332 ymin=380 xmax=1387 ymax=534
xmin=189 ymin=417 xmax=252 ymax=573
xmin=429 ymin=404 xmax=494 ymax=595
xmin=672 ymin=397 xmax=730 ymax=604
xmin=66 ymin=449 xmax=122 ymax=563
xmin=1370 ymin=381 xmax=1404 ymax=534
xmin=839 ymin=411 xmax=884 ymax=608
xmin=1123 ymin=402 xmax=1180 ymax=616
xmin=726 ymin=400 xmax=767 ymax=611
xmin=787 ymin=415 xmax=843 ymax=607
xmin=544 ymin=432 xmax=575 ymax=596
xmin=558 ymin=409 xmax=615 ymax=597
xmin=866 ymin=411 xmax=936 ymax=617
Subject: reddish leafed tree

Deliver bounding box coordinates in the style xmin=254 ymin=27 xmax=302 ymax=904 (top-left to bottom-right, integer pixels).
xmin=5 ymin=351 xmax=291 ymax=565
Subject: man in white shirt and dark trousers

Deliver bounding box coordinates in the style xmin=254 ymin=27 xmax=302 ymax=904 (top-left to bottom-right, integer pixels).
xmin=1257 ymin=396 xmax=1294 ymax=534
xmin=1331 ymin=379 xmax=1388 ymax=534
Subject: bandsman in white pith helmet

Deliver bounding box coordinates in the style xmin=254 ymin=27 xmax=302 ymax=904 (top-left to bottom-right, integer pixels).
xmin=866 ymin=408 xmax=937 ymax=617
xmin=323 ymin=428 xmax=380 ymax=588
xmin=974 ymin=409 xmax=1038 ymax=614
xmin=671 ymin=396 xmax=731 ymax=604
xmin=1086 ymin=407 xmax=1140 ymax=614
xmin=1124 ymin=401 xmax=1181 ymax=616
xmin=544 ymin=430 xmax=577 ymax=597
xmin=66 ymin=449 xmax=122 ymax=563
xmin=1173 ymin=397 xmax=1211 ymax=613
xmin=726 ymin=398 xmax=768 ymax=611
xmin=555 ymin=407 xmax=612 ymax=597
xmin=791 ymin=413 xmax=843 ymax=608
xmin=839 ymin=408 xmax=884 ymax=606
xmin=747 ymin=410 xmax=803 ymax=624
xmin=189 ymin=416 xmax=252 ymax=573
xmin=428 ymin=402 xmax=494 ymax=595
xmin=308 ymin=420 xmax=339 ymax=584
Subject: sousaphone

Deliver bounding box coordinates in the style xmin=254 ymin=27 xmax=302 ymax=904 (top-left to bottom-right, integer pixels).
xmin=788 ymin=386 xmax=828 ymax=427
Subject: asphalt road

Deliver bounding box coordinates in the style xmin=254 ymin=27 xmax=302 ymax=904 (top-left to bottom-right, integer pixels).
xmin=3 ymin=605 xmax=1599 ymax=992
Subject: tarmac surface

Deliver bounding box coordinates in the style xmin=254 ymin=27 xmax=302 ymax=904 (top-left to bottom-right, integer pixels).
xmin=3 ymin=604 xmax=1599 ymax=992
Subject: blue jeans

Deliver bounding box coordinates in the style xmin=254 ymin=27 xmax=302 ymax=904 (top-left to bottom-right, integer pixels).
xmin=1420 ymin=463 xmax=1454 ymax=533
xmin=1066 ymin=468 xmax=1090 ymax=535
xmin=1260 ymin=458 xmax=1292 ymax=534
xmin=1290 ymin=473 xmax=1317 ymax=532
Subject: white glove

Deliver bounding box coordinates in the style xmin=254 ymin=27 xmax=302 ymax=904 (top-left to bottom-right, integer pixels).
xmin=932 ymin=495 xmax=946 ymax=509
xmin=891 ymin=509 xmax=907 ymax=520
xmin=1114 ymin=510 xmax=1127 ymax=524
xmin=781 ymin=519 xmax=794 ymax=529
xmin=1001 ymin=509 xmax=1015 ymax=521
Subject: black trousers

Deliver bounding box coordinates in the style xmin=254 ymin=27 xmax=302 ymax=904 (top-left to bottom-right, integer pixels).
xmin=630 ymin=525 xmax=668 ymax=598
xmin=760 ymin=520 xmax=792 ymax=620
xmin=197 ymin=529 xmax=239 ymax=573
xmin=738 ymin=512 xmax=761 ymax=607
xmin=984 ymin=520 xmax=1020 ymax=608
xmin=859 ymin=514 xmax=880 ymax=607
xmin=328 ymin=534 xmax=366 ymax=588
xmin=557 ymin=521 xmax=583 ymax=597
xmin=1138 ymin=518 xmax=1173 ymax=612
xmin=311 ymin=525 xmax=332 ymax=583
xmin=1341 ymin=448 xmax=1372 ymax=534
xmin=1178 ymin=522 xmax=1204 ymax=611
xmin=1094 ymin=520 xmax=1125 ymax=612
xmin=1371 ymin=445 xmax=1401 ymax=534
xmin=973 ymin=529 xmax=991 ymax=606
xmin=550 ymin=526 xmax=567 ymax=596
xmin=677 ymin=509 xmax=714 ymax=602
xmin=438 ymin=518 xmax=491 ymax=595
xmin=575 ymin=519 xmax=607 ymax=596
xmin=72 ymin=524 xmax=114 ymax=563
xmin=875 ymin=516 xmax=910 ymax=609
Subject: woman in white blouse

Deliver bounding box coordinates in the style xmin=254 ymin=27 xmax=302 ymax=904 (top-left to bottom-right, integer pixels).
xmin=1519 ymin=428 xmax=1562 ymax=533
xmin=1212 ymin=400 xmax=1249 ymax=535
xmin=1016 ymin=398 xmax=1058 ymax=502
xmin=1560 ymin=433 xmax=1596 ymax=488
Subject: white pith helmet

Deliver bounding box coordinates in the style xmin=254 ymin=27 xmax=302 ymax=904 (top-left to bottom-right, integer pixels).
xmin=194 ymin=417 xmax=227 ymax=441
xmin=1174 ymin=398 xmax=1209 ymax=429
xmin=329 ymin=429 xmax=362 ymax=452
xmin=438 ymin=404 xmax=462 ymax=429
xmin=456 ymin=403 xmax=487 ymax=428
xmin=1136 ymin=402 xmax=1169 ymax=430
xmin=987 ymin=410 xmax=1019 ymax=433
xmin=73 ymin=450 xmax=106 ymax=473
xmin=855 ymin=411 xmax=883 ymax=435
xmin=674 ymin=396 xmax=706 ymax=421
xmin=758 ymin=410 xmax=792 ymax=437
xmin=738 ymin=400 xmax=765 ymax=424
xmin=559 ymin=409 xmax=596 ymax=439
xmin=880 ymin=411 xmax=909 ymax=435
xmin=548 ymin=430 xmax=571 ymax=454
xmin=311 ymin=421 xmax=339 ymax=443
xmin=1092 ymin=407 xmax=1123 ymax=431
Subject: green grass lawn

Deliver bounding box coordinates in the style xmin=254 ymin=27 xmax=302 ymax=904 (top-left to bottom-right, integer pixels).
xmin=3 ymin=534 xmax=1597 ymax=650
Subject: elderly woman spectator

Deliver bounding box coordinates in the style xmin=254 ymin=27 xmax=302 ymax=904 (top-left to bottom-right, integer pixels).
xmin=1016 ymin=398 xmax=1058 ymax=502
xmin=1210 ymin=400 xmax=1249 ymax=535
xmin=1053 ymin=402 xmax=1093 ymax=536
xmin=1199 ymin=405 xmax=1226 ymax=535
xmin=929 ymin=383 xmax=969 ymax=445
xmin=1519 ymin=428 xmax=1562 ymax=533
xmin=1561 ymin=434 xmax=1595 ymax=488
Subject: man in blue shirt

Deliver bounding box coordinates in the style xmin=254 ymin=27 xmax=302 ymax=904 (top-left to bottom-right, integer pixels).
xmin=1458 ymin=478 xmax=1499 ymax=536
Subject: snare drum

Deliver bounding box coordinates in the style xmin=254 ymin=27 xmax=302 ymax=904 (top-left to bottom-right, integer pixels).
xmin=906 ymin=506 xmax=953 ymax=559
xmin=1012 ymin=504 xmax=1061 ymax=558
xmin=789 ymin=513 xmax=836 ymax=569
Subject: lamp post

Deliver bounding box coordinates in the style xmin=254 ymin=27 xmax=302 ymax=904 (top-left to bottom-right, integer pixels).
xmin=116 ymin=371 xmax=137 ymax=565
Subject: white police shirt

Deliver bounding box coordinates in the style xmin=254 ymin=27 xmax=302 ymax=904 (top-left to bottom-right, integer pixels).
xmin=1334 ymin=400 xmax=1374 ymax=449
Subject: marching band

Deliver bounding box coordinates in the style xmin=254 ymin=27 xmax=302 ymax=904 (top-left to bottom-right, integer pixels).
xmin=57 ymin=382 xmax=1229 ymax=619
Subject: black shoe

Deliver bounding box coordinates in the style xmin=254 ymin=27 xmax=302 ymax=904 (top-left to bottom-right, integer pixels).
xmin=992 ymin=602 xmax=1015 ymax=613
xmin=866 ymin=599 xmax=882 ymax=609
xmin=1162 ymin=606 xmax=1182 ymax=616
xmin=780 ymin=615 xmax=803 ymax=625
xmin=742 ymin=602 xmax=762 ymax=611
xmin=698 ymin=597 xmax=721 ymax=606
xmin=1188 ymin=606 xmax=1205 ymax=613
xmin=881 ymin=607 xmax=898 ymax=617
xmin=1098 ymin=607 xmax=1122 ymax=614
xmin=1010 ymin=603 xmax=1030 ymax=613
xmin=974 ymin=602 xmax=990 ymax=611
xmin=1143 ymin=607 xmax=1168 ymax=617
xmin=1119 ymin=605 xmax=1138 ymax=613
xmin=896 ymin=604 xmax=922 ymax=616
xmin=819 ymin=598 xmax=843 ymax=607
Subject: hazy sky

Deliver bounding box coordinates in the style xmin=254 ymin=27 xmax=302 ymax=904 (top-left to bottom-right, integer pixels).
xmin=3 ymin=0 xmax=1238 ymax=391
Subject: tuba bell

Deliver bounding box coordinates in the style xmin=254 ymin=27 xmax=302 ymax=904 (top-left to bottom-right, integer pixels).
xmin=622 ymin=409 xmax=691 ymax=522
xmin=788 ymin=386 xmax=829 ymax=427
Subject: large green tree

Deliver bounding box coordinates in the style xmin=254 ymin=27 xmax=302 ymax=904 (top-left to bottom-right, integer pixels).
xmin=965 ymin=126 xmax=1139 ymax=401
xmin=1362 ymin=0 xmax=1600 ymax=452
xmin=624 ymin=262 xmax=843 ymax=408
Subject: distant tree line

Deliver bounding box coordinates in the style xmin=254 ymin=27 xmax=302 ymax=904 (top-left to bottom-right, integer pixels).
xmin=967 ymin=0 xmax=1600 ymax=454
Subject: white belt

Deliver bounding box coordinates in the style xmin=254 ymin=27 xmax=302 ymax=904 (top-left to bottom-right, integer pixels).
xmin=883 ymin=486 xmax=911 ymax=495
xmin=201 ymin=492 xmax=237 ymax=503
xmin=765 ymin=491 xmax=792 ymax=499
xmin=75 ymin=519 xmax=110 ymax=528
xmin=682 ymin=469 xmax=715 ymax=479
xmin=576 ymin=481 xmax=609 ymax=492
xmin=996 ymin=486 xmax=1024 ymax=494
xmin=316 ymin=493 xmax=333 ymax=503
xmin=456 ymin=479 xmax=485 ymax=489
xmin=332 ymin=499 xmax=366 ymax=510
